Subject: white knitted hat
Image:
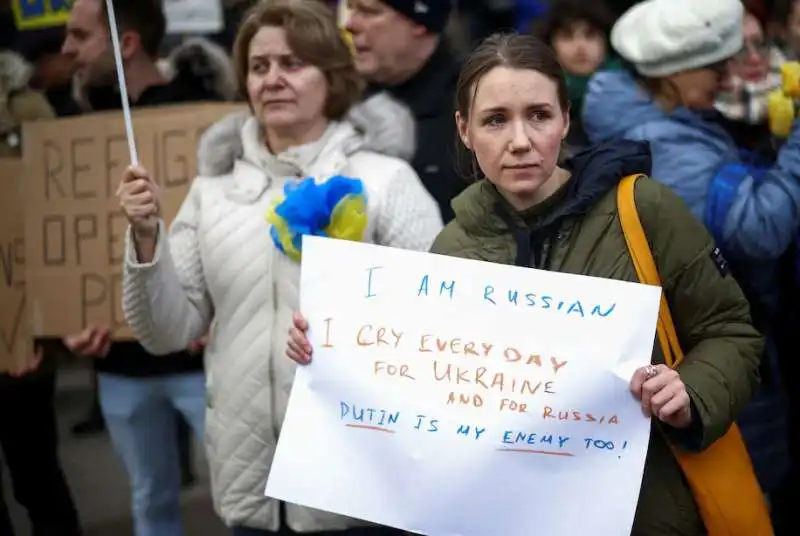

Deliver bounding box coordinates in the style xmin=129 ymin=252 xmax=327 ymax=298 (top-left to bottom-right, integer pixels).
xmin=611 ymin=0 xmax=744 ymax=77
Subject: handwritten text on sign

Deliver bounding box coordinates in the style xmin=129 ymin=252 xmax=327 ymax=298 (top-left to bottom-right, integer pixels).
xmin=266 ymin=237 xmax=661 ymax=536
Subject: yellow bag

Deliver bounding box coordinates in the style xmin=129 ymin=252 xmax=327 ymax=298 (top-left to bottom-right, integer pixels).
xmin=617 ymin=174 xmax=773 ymax=536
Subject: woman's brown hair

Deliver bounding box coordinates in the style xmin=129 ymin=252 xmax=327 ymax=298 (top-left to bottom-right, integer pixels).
xmin=232 ymin=0 xmax=364 ymax=119
xmin=455 ymin=33 xmax=570 ymax=120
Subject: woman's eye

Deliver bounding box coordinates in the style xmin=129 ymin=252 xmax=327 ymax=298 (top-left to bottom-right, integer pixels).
xmin=483 ymin=115 xmax=505 ymax=126
xmin=530 ymin=111 xmax=551 ymax=122
xmin=281 ymin=58 xmax=303 ymax=70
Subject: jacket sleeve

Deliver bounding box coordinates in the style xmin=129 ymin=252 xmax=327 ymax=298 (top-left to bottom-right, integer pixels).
xmin=374 ymin=160 xmax=444 ymax=251
xmin=722 ymin=121 xmax=800 ymax=260
xmin=635 ymin=178 xmax=764 ymax=451
xmin=122 ymin=180 xmax=213 ymax=355
xmin=636 ymin=120 xmax=800 ymax=261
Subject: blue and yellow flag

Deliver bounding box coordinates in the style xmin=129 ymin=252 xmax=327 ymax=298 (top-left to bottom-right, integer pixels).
xmin=11 ymin=0 xmax=70 ymax=31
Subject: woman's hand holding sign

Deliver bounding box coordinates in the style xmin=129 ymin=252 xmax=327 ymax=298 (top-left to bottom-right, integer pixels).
xmin=287 ymin=313 xmax=312 ymax=365
xmin=630 ymin=364 xmax=693 ymax=429
xmin=118 ymin=166 xmax=160 ymax=263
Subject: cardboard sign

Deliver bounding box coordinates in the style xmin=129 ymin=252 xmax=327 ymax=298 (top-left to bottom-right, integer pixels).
xmin=23 ymin=103 xmax=244 ymax=338
xmin=0 ymin=159 xmax=28 ymax=373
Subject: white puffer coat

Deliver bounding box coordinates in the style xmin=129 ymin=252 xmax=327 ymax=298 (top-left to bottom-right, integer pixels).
xmin=121 ymin=94 xmax=443 ymax=530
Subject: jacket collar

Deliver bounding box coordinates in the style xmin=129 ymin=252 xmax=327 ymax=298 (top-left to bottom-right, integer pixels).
xmin=368 ymin=40 xmax=460 ymax=119
xmin=196 ymin=91 xmax=417 ymax=178
xmin=226 ymin=118 xmax=349 ymax=204
xmin=451 ymin=140 xmax=652 ymax=237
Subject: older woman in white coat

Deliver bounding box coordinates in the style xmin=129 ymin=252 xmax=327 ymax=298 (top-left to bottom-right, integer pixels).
xmin=116 ymin=1 xmax=443 ymax=534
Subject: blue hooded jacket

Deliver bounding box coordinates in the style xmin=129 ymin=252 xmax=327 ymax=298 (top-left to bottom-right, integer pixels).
xmin=582 ymin=69 xmax=792 ymax=492
xmin=583 ymin=70 xmax=800 ymax=263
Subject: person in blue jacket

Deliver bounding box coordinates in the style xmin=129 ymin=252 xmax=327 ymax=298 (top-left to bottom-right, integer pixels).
xmin=584 ymin=0 xmax=800 ymax=265
xmin=582 ymin=0 xmax=796 ymax=527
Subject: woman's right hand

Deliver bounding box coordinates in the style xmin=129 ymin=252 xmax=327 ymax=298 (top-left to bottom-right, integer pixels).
xmin=117 ymin=165 xmax=160 ymax=237
xmin=287 ymin=312 xmax=312 ymax=364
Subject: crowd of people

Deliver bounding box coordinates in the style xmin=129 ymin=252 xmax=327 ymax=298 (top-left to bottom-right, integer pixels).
xmin=1 ymin=0 xmax=799 ymax=535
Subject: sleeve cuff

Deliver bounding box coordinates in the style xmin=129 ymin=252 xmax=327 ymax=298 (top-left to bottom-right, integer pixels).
xmin=661 ymin=396 xmax=705 ymax=452
xmin=125 ymin=220 xmax=166 ymax=269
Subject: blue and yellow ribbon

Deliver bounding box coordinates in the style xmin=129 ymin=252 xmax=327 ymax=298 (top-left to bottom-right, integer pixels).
xmin=266 ymin=176 xmax=368 ymax=262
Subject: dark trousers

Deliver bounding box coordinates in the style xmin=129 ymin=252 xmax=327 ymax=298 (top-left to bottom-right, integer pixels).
xmin=0 ymin=371 xmax=82 ymax=536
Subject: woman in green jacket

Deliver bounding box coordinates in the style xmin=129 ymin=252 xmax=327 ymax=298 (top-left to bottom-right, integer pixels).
xmin=285 ymin=33 xmax=763 ymax=535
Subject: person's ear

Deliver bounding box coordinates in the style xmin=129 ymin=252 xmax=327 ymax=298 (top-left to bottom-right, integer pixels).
xmin=561 ymin=105 xmax=571 ymax=141
xmin=411 ymin=22 xmax=428 ymax=38
xmin=455 ymin=110 xmax=471 ymax=150
xmin=119 ymin=30 xmax=141 ymax=61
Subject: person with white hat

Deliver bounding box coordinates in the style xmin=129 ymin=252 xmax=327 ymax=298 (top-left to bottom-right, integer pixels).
xmin=582 ymin=0 xmax=795 ymax=525
xmin=584 ymin=0 xmax=800 ymax=260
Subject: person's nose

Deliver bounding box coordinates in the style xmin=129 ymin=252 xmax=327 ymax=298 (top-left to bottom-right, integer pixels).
xmin=345 ymin=10 xmax=361 ymax=34
xmin=509 ymin=121 xmax=532 ymax=152
xmin=263 ymin=64 xmax=285 ymax=88
xmin=61 ymin=36 xmax=74 ymax=56
xmin=747 ymin=48 xmax=763 ymax=65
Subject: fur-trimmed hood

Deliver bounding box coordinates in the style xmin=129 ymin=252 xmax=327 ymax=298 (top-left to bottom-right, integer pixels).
xmin=196 ymin=91 xmax=417 ymax=176
xmin=0 ymin=51 xmax=34 ymax=96
xmin=1 ymin=51 xmax=55 ymax=155
xmin=73 ymin=37 xmax=237 ymax=110
xmin=156 ymin=37 xmax=237 ymax=100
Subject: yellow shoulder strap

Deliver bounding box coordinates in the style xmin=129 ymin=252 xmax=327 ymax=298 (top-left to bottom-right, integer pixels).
xmin=617 ymin=174 xmax=684 ymax=368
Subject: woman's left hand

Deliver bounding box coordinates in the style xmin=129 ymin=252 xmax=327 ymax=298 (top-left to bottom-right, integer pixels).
xmin=188 ymin=334 xmax=208 ymax=354
xmin=630 ymin=364 xmax=692 ymax=428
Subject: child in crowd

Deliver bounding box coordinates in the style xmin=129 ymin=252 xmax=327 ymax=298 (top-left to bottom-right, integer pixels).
xmin=533 ymin=0 xmax=619 ymax=152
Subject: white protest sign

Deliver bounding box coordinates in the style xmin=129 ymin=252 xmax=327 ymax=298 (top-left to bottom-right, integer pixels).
xmin=163 ymin=0 xmax=224 ymax=34
xmin=266 ymin=236 xmax=661 ymax=536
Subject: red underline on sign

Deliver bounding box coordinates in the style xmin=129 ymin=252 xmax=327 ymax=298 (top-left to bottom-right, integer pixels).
xmin=496 ymin=447 xmax=575 ymax=457
xmin=345 ymin=424 xmax=395 ymax=433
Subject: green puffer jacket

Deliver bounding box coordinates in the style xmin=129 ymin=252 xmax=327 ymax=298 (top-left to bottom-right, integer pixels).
xmin=431 ymin=140 xmax=763 ymax=535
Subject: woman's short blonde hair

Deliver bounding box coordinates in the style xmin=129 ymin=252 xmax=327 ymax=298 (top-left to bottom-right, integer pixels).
xmin=232 ymin=0 xmax=364 ymax=119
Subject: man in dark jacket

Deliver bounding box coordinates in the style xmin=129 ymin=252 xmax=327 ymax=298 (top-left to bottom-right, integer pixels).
xmin=59 ymin=0 xmax=234 ymax=534
xmin=344 ymin=0 xmax=464 ymax=222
